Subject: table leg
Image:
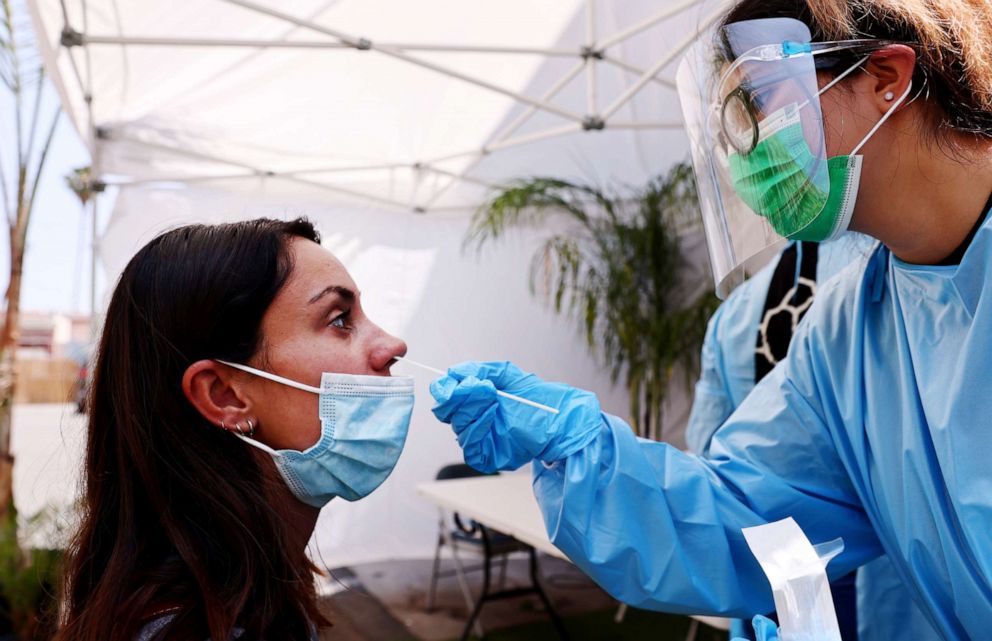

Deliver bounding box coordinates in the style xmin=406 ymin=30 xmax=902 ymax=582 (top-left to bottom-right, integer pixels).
xmin=458 ymin=541 xmax=492 ymax=641
xmin=528 ymin=548 xmax=569 ymax=641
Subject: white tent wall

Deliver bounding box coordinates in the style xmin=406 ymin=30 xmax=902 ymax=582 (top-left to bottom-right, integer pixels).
xmin=30 ymin=0 xmax=731 ymax=567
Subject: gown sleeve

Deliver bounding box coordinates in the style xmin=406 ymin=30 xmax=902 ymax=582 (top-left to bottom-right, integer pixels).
xmin=685 ymin=303 xmax=737 ymax=456
xmin=532 ymin=315 xmax=883 ymax=617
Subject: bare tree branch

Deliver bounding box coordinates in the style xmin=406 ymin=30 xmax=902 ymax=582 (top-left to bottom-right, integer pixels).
xmin=7 ymin=1 xmax=24 ymax=168
xmin=23 ymin=108 xmax=60 ymax=233
xmin=0 ymin=148 xmax=11 ymax=226
xmin=23 ymin=64 xmax=43 ymax=168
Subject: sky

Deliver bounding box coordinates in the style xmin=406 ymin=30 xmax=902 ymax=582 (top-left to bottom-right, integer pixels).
xmin=1 ymin=77 xmax=111 ymax=316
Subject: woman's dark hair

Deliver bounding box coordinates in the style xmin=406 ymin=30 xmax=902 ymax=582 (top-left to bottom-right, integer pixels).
xmin=722 ymin=0 xmax=992 ymax=140
xmin=55 ymin=218 xmax=326 ymax=641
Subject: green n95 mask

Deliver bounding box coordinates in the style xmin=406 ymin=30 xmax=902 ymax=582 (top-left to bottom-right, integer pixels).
xmin=727 ymin=102 xmax=863 ymax=242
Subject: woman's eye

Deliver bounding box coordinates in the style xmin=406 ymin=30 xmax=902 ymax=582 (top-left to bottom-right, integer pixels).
xmin=329 ymin=311 xmax=352 ymax=330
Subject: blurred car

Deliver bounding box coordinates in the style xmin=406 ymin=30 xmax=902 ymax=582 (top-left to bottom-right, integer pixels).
xmin=73 ymin=363 xmax=89 ymax=414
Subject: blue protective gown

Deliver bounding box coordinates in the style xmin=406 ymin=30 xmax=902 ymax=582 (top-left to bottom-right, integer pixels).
xmin=685 ymin=235 xmax=936 ymax=640
xmin=532 ymin=216 xmax=992 ymax=640
xmin=686 ymin=235 xmax=877 ymax=456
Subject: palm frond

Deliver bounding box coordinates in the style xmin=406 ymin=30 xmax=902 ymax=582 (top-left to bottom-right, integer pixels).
xmin=471 ymin=162 xmax=715 ymax=438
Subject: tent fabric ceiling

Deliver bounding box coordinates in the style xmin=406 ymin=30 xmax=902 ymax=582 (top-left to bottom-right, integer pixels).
xmin=31 ymin=0 xmax=730 ymax=214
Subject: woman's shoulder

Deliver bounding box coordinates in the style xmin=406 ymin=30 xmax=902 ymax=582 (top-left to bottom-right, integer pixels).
xmin=133 ymin=614 xmax=243 ymax=641
xmin=134 ymin=615 xmax=317 ymax=641
xmin=134 ymin=614 xmax=177 ymax=641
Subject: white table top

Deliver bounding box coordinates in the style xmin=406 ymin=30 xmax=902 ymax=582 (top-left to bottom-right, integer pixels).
xmin=416 ymin=471 xmax=568 ymax=560
xmin=417 ymin=470 xmax=733 ymax=632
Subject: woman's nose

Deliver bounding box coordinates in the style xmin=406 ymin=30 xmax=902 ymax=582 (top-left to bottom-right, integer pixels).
xmin=370 ymin=328 xmax=408 ymax=374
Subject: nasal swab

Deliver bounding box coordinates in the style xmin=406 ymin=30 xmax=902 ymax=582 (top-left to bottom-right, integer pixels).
xmin=394 ymin=356 xmax=560 ymax=415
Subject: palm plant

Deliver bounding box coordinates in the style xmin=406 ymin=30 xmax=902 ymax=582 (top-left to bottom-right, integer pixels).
xmin=468 ymin=162 xmax=719 ymax=440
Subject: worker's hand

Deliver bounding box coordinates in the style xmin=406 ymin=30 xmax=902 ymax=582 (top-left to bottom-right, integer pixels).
xmin=430 ymin=361 xmax=603 ymax=473
xmin=732 ymin=616 xmax=779 ymax=641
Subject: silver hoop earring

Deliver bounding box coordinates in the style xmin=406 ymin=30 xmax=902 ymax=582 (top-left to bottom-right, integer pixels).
xmin=884 ymin=91 xmax=895 ymax=101
xmin=245 ymin=418 xmax=255 ymax=437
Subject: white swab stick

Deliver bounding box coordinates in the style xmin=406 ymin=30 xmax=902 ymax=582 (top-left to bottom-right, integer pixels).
xmin=395 ymin=356 xmax=560 ymax=415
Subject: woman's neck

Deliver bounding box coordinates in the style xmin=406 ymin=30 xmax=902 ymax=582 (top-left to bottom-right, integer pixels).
xmin=258 ymin=454 xmax=320 ymax=552
xmin=284 ymin=493 xmax=321 ymax=552
xmin=855 ymin=143 xmax=992 ymax=265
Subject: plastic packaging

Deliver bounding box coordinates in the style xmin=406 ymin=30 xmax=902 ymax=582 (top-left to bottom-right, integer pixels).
xmin=742 ymin=518 xmax=843 ymax=641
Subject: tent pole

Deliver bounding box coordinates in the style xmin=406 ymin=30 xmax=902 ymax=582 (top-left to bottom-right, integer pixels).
xmin=585 ymin=0 xmax=597 ymax=117
xmin=82 ymin=35 xmax=352 ymax=48
xmin=420 ymin=59 xmax=587 ymax=176
xmin=607 ymin=121 xmax=684 ymax=129
xmin=483 ymin=60 xmax=586 ymax=147
xmin=80 ymin=0 xmax=103 ymax=342
xmin=601 ymin=55 xmax=676 ymax=90
xmin=380 ymin=43 xmax=577 ymax=56
xmin=220 ymin=0 xmax=586 ymax=123
xmin=600 ymin=7 xmax=726 ymax=120
xmin=89 ymin=194 xmax=98 ymax=340
xmin=110 ymin=135 xmax=414 ymax=211
xmin=598 ymin=0 xmax=705 ymax=50
xmin=486 ymin=122 xmax=582 ymax=152
xmin=101 ymin=172 xmax=262 ymax=187
xmin=80 ymin=34 xmax=579 ymax=57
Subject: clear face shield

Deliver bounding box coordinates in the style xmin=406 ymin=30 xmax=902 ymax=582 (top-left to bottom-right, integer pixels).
xmin=677 ymin=17 xmax=906 ymax=297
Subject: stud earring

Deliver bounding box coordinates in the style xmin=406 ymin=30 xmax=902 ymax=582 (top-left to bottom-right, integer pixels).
xmin=884 ymin=91 xmax=895 ymax=101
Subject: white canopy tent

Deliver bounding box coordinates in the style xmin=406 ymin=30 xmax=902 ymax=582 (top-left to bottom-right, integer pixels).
xmin=30 ymin=0 xmax=729 ymax=568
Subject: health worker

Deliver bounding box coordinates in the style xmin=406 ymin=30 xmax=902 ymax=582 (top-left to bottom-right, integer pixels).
xmin=429 ymin=0 xmax=992 ymax=638
xmin=685 ymin=235 xmax=935 ymax=641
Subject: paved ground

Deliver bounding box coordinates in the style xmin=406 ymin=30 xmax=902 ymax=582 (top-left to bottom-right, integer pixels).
xmin=9 ymin=403 xmax=85 ymax=548
xmin=333 ymin=555 xmax=617 ymax=641
xmin=317 ymin=556 xmax=728 ymax=641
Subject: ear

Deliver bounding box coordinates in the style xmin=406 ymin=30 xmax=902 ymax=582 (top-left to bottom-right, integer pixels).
xmin=863 ymin=44 xmax=917 ymax=114
xmin=182 ymin=360 xmax=254 ymax=432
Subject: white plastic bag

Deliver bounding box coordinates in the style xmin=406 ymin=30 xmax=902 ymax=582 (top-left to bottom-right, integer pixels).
xmin=742 ymin=517 xmax=844 ymax=641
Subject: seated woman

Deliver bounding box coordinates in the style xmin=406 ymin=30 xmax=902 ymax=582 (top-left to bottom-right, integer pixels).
xmin=54 ymin=218 xmax=410 ymax=641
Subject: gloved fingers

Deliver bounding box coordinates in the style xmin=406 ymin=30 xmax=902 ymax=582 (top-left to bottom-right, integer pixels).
xmin=459 ymin=422 xmax=507 ymax=474
xmin=444 ymin=361 xmax=501 ymax=383
xmin=460 ymin=433 xmax=493 ymax=474
xmin=446 ymin=361 xmax=540 ymax=392
xmin=430 ymin=375 xmax=498 ymax=424
xmin=750 ymin=615 xmax=779 ymax=641
xmin=453 ymin=402 xmax=500 ymax=450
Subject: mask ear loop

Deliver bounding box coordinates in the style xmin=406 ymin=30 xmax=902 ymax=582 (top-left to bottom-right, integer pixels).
xmin=215 ymin=359 xmax=323 ymax=395
xmin=851 ymin=79 xmax=913 ymax=156
xmin=796 ymin=54 xmax=872 ymax=112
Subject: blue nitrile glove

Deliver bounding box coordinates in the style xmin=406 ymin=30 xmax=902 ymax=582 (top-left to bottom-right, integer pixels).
xmin=430 ymin=361 xmax=604 ymax=473
xmin=732 ymin=616 xmax=779 ymax=641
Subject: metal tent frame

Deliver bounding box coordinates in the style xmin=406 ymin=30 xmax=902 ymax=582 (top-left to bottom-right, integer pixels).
xmin=49 ymin=0 xmax=729 ymax=214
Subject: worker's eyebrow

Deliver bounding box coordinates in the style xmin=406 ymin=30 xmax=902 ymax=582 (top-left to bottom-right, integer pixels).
xmin=308 ymin=285 xmax=356 ymax=306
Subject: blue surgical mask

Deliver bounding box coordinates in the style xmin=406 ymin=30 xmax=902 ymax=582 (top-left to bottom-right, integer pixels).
xmin=217 ymin=360 xmax=415 ymax=506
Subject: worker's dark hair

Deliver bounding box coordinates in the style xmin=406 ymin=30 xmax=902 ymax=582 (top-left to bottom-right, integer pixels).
xmin=55 ymin=217 xmax=327 ymax=641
